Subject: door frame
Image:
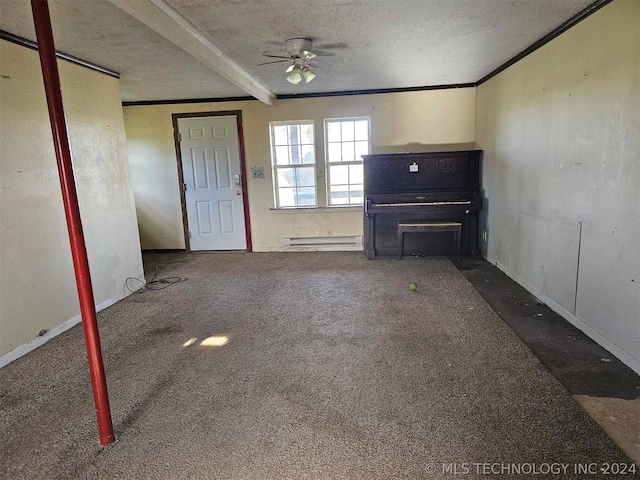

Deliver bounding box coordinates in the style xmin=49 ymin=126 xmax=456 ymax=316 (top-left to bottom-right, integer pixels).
xmin=172 ymin=110 xmax=252 ymax=252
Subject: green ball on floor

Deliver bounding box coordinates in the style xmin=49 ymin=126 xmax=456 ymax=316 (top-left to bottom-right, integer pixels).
xmin=409 ymin=283 xmax=417 ymax=291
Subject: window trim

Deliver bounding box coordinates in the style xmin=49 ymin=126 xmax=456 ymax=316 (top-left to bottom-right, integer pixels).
xmin=324 ymin=116 xmax=371 ymax=207
xmin=269 ymin=119 xmax=318 ymax=208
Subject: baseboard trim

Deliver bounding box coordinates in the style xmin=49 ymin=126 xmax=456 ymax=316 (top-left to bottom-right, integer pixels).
xmin=142 ymin=248 xmax=186 ymax=253
xmin=492 ymin=259 xmax=640 ymax=375
xmin=0 ymin=288 xmax=136 ymax=368
xmin=258 ymin=246 xmax=364 ymax=252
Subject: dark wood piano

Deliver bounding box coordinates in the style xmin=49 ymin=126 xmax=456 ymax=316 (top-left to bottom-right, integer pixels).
xmin=363 ymin=150 xmax=482 ymax=259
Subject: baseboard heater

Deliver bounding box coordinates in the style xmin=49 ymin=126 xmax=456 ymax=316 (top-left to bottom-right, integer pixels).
xmin=283 ymin=235 xmax=363 ymax=248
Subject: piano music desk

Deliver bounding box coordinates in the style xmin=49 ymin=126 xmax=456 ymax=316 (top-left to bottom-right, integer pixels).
xmin=397 ymin=222 xmax=462 ymax=259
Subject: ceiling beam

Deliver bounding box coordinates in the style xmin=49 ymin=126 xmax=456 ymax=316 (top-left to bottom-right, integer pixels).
xmin=107 ymin=0 xmax=276 ymax=105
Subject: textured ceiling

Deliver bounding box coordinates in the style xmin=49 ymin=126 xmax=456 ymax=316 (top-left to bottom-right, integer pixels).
xmin=0 ymin=0 xmax=248 ymax=100
xmin=0 ymin=0 xmax=595 ymax=102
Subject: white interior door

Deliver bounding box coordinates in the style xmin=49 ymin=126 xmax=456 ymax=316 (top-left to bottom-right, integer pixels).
xmin=178 ymin=116 xmax=247 ymax=251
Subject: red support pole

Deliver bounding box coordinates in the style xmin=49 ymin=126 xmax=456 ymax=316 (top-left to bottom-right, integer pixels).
xmin=30 ymin=0 xmax=115 ymax=446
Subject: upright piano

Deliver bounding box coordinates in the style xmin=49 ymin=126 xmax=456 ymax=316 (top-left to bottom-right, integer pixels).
xmin=363 ymin=150 xmax=482 ymax=259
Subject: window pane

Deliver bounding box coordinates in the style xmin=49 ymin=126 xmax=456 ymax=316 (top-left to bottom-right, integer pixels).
xmin=290 ymin=144 xmax=302 ymax=165
xmin=349 ymin=184 xmax=363 ymax=204
xmin=271 ymin=121 xmax=317 ymax=208
xmin=330 ymin=185 xmax=349 ymax=205
xmin=327 ymin=121 xmax=340 ymax=142
xmin=354 ymin=120 xmax=368 ymax=141
xmin=278 ymin=187 xmax=296 ymax=207
xmin=287 ymin=125 xmax=300 ymax=145
xmin=296 ymin=187 xmax=316 ymax=206
xmin=341 ymin=142 xmax=355 ymax=162
xmin=275 ymin=146 xmax=289 ymax=165
xmin=301 ymin=144 xmax=315 ymax=164
xmin=327 ymin=142 xmax=342 ymax=162
xmin=341 ymin=121 xmax=355 ymax=142
xmin=277 ymin=168 xmax=295 ymax=187
xmin=273 ymin=125 xmax=288 ymax=145
xmin=300 ymin=124 xmax=314 ymax=144
xmin=296 ymin=167 xmax=315 ymax=187
xmin=355 ymin=141 xmax=369 ymax=161
xmin=349 ymin=164 xmax=363 ymax=184
xmin=330 ymin=165 xmax=348 ymax=185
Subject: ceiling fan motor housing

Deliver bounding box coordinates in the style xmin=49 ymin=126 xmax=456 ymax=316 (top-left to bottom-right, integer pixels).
xmin=285 ymin=38 xmax=313 ymax=57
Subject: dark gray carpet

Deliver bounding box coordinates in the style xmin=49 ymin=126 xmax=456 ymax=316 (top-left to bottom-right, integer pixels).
xmin=457 ymin=257 xmax=640 ymax=400
xmin=0 ymin=252 xmax=632 ymax=479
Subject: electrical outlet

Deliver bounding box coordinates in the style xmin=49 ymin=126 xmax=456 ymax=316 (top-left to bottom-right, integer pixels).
xmin=251 ymin=167 xmax=265 ymax=179
xmin=482 ymin=231 xmax=487 ymax=242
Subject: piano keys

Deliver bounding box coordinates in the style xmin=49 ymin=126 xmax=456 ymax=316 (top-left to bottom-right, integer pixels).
xmin=363 ymin=150 xmax=482 ymax=258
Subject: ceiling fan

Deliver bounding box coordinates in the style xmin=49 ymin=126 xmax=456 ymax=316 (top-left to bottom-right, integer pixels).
xmin=258 ymin=38 xmax=343 ymax=85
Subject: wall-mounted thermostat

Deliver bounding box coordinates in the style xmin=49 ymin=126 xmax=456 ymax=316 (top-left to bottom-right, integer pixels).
xmin=251 ymin=167 xmax=265 ymax=179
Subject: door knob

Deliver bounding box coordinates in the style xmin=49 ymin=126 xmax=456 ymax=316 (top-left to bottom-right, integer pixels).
xmin=236 ymin=190 xmax=241 ymax=195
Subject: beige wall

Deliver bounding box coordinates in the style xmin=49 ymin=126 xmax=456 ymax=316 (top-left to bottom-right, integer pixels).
xmin=0 ymin=40 xmax=144 ymax=357
xmin=475 ymin=0 xmax=639 ymax=372
xmin=123 ymin=88 xmax=476 ymax=251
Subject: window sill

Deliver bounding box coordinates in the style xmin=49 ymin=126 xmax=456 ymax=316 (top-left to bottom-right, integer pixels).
xmin=325 ymin=205 xmax=364 ymax=211
xmin=269 ymin=205 xmax=363 ymax=213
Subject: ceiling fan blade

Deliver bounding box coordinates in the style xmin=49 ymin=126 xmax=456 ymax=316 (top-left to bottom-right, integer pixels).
xmin=310 ymin=55 xmax=344 ymax=66
xmin=309 ymin=50 xmax=339 ymax=57
xmin=314 ymin=42 xmax=349 ymax=50
xmin=257 ymin=59 xmax=291 ymax=66
xmin=262 ymin=54 xmax=292 ymax=59
xmin=308 ymin=62 xmax=332 ymax=73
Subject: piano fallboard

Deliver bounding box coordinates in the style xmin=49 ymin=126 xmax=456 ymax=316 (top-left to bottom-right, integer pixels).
xmin=366 ymin=195 xmax=481 ymax=213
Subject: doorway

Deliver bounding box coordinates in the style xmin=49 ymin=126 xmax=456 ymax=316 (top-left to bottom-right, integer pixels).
xmin=172 ymin=111 xmax=252 ymax=251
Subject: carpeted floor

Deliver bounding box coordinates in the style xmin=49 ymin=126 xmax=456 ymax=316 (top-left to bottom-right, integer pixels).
xmin=0 ymin=252 xmax=633 ymax=479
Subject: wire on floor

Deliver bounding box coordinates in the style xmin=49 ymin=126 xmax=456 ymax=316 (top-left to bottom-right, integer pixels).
xmin=124 ymin=266 xmax=187 ymax=294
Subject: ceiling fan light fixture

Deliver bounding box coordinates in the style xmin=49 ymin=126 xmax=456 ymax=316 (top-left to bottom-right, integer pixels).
xmin=286 ymin=65 xmax=304 ymax=84
xmin=302 ymin=67 xmax=317 ymax=84
xmin=301 ymin=50 xmax=317 ymax=61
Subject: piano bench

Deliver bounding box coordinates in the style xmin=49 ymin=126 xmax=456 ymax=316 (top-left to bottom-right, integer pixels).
xmin=397 ymin=222 xmax=462 ymax=259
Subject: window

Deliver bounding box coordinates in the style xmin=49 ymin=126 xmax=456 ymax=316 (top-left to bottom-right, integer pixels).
xmin=269 ymin=121 xmax=317 ymax=208
xmin=325 ymin=117 xmax=370 ymax=205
